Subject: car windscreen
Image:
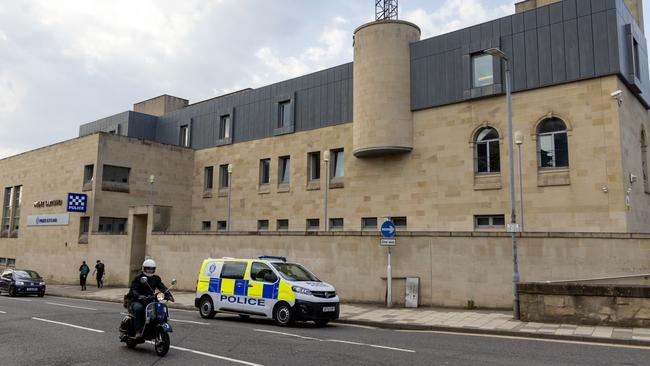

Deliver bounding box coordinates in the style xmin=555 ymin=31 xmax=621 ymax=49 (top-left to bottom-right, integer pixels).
xmin=271 ymin=263 xmax=320 ymax=282
xmin=14 ymin=270 xmax=40 ymax=279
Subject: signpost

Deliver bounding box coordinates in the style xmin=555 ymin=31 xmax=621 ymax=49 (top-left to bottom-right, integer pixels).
xmin=380 ymin=220 xmax=396 ymax=308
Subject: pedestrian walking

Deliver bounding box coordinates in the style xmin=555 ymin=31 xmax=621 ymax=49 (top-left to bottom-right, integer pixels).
xmin=93 ymin=259 xmax=105 ymax=288
xmin=79 ymin=261 xmax=90 ymax=291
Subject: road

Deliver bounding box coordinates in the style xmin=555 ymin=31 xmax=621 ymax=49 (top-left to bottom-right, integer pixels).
xmin=1 ymin=294 xmax=649 ymax=365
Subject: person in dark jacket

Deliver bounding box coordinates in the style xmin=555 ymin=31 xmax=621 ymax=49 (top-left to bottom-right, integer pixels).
xmin=129 ymin=259 xmax=170 ymax=337
xmin=93 ymin=260 xmax=105 ymax=288
xmin=79 ymin=261 xmax=90 ymax=291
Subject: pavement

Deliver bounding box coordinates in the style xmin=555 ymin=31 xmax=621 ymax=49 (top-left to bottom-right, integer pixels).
xmin=44 ymin=284 xmax=650 ymax=347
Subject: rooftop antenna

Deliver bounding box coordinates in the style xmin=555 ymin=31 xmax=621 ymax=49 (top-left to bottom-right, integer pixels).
xmin=375 ymin=0 xmax=398 ymax=21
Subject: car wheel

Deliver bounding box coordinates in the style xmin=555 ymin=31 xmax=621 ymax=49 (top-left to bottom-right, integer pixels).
xmin=199 ymin=296 xmax=216 ymax=319
xmin=314 ymin=319 xmax=329 ymax=327
xmin=8 ymin=286 xmax=16 ymax=297
xmin=274 ymin=302 xmax=294 ymax=326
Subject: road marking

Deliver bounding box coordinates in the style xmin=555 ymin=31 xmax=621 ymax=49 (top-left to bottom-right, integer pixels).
xmin=32 ymin=317 xmax=104 ymax=333
xmin=397 ymin=329 xmax=650 ymax=350
xmin=0 ymin=310 xmax=6 ymax=314
xmin=0 ymin=297 xmax=31 ymax=302
xmin=146 ymin=341 xmax=264 ymax=365
xmin=170 ymin=319 xmax=210 ymax=325
xmin=253 ymin=329 xmax=415 ymax=353
xmin=45 ymin=302 xmax=97 ymax=311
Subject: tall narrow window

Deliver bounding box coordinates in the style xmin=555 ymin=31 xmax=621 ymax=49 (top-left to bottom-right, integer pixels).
xmin=204 ymin=167 xmax=214 ymax=191
xmin=83 ymin=164 xmax=94 ymax=190
xmin=179 ymin=125 xmax=190 ymax=147
xmin=278 ymin=100 xmax=291 ymax=128
xmin=219 ymin=164 xmax=230 ymax=189
xmin=2 ymin=187 xmax=12 ymax=236
xmin=475 ymin=127 xmax=500 ymax=173
xmin=537 ymin=118 xmax=568 ymax=168
xmin=259 ymin=159 xmax=270 ymax=185
xmin=219 ymin=115 xmax=231 ymax=140
xmin=278 ymin=156 xmax=291 ymax=184
xmin=473 ymin=54 xmax=493 ymax=87
xmin=11 ymin=186 xmax=21 ymax=234
xmin=642 ymin=128 xmax=649 ymax=193
xmin=634 ymin=39 xmax=641 ymax=79
xmin=308 ymin=152 xmax=321 ymax=181
xmin=79 ymin=217 xmax=90 ymax=244
xmin=332 ymin=149 xmax=344 ymax=178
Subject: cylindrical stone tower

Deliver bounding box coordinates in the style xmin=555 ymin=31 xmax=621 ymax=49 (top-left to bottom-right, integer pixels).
xmin=352 ymin=20 xmax=421 ymax=157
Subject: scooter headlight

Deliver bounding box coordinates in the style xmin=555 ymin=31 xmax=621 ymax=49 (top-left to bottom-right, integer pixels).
xmin=291 ymin=286 xmax=312 ymax=296
xmin=156 ymin=292 xmax=165 ymax=301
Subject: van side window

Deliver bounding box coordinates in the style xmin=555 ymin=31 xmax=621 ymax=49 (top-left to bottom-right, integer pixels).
xmin=250 ymin=262 xmax=277 ymax=283
xmin=220 ymin=262 xmax=247 ymax=280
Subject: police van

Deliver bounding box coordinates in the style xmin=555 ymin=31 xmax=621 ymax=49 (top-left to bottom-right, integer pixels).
xmin=194 ymin=256 xmax=339 ymax=326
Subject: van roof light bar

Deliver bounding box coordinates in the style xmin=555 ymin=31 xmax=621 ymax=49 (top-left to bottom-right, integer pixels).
xmin=258 ymin=255 xmax=287 ymax=262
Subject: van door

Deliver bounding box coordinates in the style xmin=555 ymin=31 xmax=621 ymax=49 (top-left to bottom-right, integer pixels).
xmin=216 ymin=261 xmax=251 ymax=313
xmin=248 ymin=262 xmax=279 ymax=318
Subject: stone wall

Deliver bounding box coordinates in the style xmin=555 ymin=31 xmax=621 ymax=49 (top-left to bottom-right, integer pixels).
xmin=519 ymin=282 xmax=650 ymax=327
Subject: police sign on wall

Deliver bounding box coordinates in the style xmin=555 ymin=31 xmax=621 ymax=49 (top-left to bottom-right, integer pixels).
xmin=67 ymin=193 xmax=87 ymax=213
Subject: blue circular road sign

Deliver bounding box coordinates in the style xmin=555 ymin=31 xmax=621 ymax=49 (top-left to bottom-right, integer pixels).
xmin=380 ymin=221 xmax=396 ymax=238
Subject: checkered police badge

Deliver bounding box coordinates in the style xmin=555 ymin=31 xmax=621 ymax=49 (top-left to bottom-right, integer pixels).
xmin=67 ymin=193 xmax=87 ymax=213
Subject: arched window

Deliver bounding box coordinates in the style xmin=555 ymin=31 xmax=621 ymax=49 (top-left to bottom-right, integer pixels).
xmin=475 ymin=127 xmax=500 ymax=173
xmin=537 ymin=118 xmax=568 ymax=168
xmin=642 ymin=128 xmax=649 ymax=193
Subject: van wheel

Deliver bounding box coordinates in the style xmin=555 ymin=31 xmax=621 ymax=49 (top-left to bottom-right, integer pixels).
xmin=274 ymin=302 xmax=294 ymax=326
xmin=199 ymin=296 xmax=216 ymax=319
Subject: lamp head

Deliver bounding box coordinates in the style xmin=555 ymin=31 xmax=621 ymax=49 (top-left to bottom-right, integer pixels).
xmin=514 ymin=131 xmax=524 ymax=145
xmin=484 ymin=47 xmax=507 ymax=60
xmin=323 ymin=150 xmax=330 ymax=162
xmin=227 ymin=164 xmax=233 ymax=173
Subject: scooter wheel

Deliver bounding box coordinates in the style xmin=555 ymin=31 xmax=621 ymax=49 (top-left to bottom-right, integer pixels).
xmin=155 ymin=331 xmax=170 ymax=356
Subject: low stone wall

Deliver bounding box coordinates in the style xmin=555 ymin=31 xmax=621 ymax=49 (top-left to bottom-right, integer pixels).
xmin=518 ymin=282 xmax=650 ymax=327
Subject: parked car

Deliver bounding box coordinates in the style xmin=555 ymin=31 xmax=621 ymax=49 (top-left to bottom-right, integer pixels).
xmin=0 ymin=269 xmax=46 ymax=297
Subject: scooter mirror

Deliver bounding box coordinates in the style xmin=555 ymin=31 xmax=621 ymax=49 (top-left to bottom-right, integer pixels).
xmin=140 ymin=277 xmax=148 ymax=284
xmin=171 ymin=279 xmax=177 ymax=286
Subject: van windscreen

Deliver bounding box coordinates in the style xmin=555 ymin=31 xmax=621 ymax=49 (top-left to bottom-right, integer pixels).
xmin=271 ymin=263 xmax=319 ymax=282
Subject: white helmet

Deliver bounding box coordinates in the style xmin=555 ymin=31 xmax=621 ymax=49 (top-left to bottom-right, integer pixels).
xmin=142 ymin=259 xmax=156 ymax=277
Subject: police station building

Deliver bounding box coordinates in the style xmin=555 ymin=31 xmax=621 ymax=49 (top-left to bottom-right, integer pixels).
xmin=1 ymin=0 xmax=650 ymax=308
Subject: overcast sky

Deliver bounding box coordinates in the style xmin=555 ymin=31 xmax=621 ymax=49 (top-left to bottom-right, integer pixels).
xmin=1 ymin=0 xmax=648 ymax=159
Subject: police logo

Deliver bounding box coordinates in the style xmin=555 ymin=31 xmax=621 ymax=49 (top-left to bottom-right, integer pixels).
xmin=208 ymin=263 xmax=217 ymax=273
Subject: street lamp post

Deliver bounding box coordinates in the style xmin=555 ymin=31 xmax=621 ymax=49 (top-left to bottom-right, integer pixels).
xmin=515 ymin=131 xmax=524 ymax=232
xmin=227 ymin=163 xmax=233 ymax=232
xmin=484 ymin=47 xmax=521 ymax=320
xmin=323 ymin=150 xmax=330 ymax=231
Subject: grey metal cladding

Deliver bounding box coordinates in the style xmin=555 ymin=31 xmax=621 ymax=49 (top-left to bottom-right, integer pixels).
xmin=79 ymin=111 xmax=131 ymax=137
xmin=126 ymin=112 xmax=157 ymax=141
xmin=152 ymin=62 xmax=352 ymax=149
xmin=410 ymin=0 xmax=650 ymax=110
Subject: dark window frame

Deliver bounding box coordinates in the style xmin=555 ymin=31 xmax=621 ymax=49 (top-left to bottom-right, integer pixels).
xmin=306 ymin=218 xmax=320 ymax=231
xmin=361 ymin=217 xmax=377 ymax=230
xmin=277 ymin=219 xmax=289 ymax=231
xmin=273 ymin=93 xmax=296 ymax=136
xmin=204 ymin=166 xmax=214 ymax=191
xmin=308 ymin=152 xmax=321 ymax=181
xmin=278 ymin=156 xmax=291 ymax=184
xmin=474 ymin=127 xmax=500 ymax=174
xmin=537 ymin=118 xmax=569 ymax=169
xmin=259 ymin=159 xmax=271 ymax=186
xmin=219 ymin=164 xmax=230 ymax=189
xmin=474 ymin=214 xmax=505 ymax=229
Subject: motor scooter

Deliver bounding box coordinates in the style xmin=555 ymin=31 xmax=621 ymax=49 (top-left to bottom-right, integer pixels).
xmin=119 ymin=277 xmax=176 ymax=356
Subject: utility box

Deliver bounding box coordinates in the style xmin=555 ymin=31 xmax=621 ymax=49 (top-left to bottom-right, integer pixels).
xmin=405 ymin=277 xmax=419 ymax=308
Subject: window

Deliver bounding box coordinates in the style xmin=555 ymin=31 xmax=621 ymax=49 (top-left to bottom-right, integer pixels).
xmin=277 ymin=219 xmax=289 ymax=231
xmin=219 ymin=115 xmax=231 ymax=140
xmin=179 ymin=124 xmax=190 ymax=147
xmin=250 ymin=262 xmax=277 ymax=283
xmin=329 ymin=218 xmax=344 ymax=230
xmin=278 ymin=156 xmax=291 ymax=184
xmin=11 ymin=186 xmax=21 ymax=234
xmin=79 ymin=217 xmax=89 ymax=243
xmin=2 ymin=187 xmax=12 ymax=235
xmin=642 ymin=128 xmax=649 ymax=193
xmin=259 ymin=159 xmax=270 ymax=185
xmin=475 ymin=215 xmax=505 ymax=229
xmin=390 ymin=217 xmax=407 ymax=230
xmin=331 ymin=149 xmax=344 ymax=178
xmin=308 ymin=152 xmax=321 ymax=181
xmin=634 ymin=39 xmax=641 ymax=79
xmin=475 ymin=127 xmax=500 ymax=173
xmin=6 ymin=258 xmax=15 ymax=267
xmin=473 ymin=54 xmax=493 ymax=87
xmin=257 ymin=220 xmax=269 ymax=231
xmin=278 ymin=100 xmax=291 ymax=128
xmin=306 ymin=218 xmax=320 ymax=231
xmin=83 ymin=165 xmax=94 ymax=187
xmin=0 ymin=258 xmax=5 ymax=266
xmin=97 ymin=217 xmax=127 ymax=234
xmin=537 ymin=118 xmax=568 ymax=168
xmin=220 ymin=261 xmax=247 ymax=280
xmin=219 ymin=164 xmax=230 ymax=189
xmin=202 ymin=221 xmax=212 ymax=231
xmin=103 ymin=165 xmax=130 ymax=183
xmin=217 ymin=220 xmax=227 ymax=231
xmin=362 ymin=217 xmax=377 ymax=230
xmin=204 ymin=167 xmax=214 ymax=191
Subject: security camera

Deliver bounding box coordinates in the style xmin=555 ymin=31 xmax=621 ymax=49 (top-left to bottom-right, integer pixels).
xmin=610 ymin=90 xmax=622 ymax=98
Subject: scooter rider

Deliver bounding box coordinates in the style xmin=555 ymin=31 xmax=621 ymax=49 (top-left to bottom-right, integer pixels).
xmin=129 ymin=259 xmax=172 ymax=337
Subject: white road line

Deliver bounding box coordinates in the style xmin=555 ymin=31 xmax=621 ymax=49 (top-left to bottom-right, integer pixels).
xmin=32 ymin=317 xmax=104 ymax=333
xmin=0 ymin=297 xmax=31 ymax=302
xmin=253 ymin=329 xmax=415 ymax=353
xmin=397 ymin=329 xmax=650 ymax=350
xmin=0 ymin=310 xmax=6 ymax=314
xmin=170 ymin=319 xmax=210 ymax=325
xmin=45 ymin=302 xmax=97 ymax=311
xmin=145 ymin=341 xmax=264 ymax=366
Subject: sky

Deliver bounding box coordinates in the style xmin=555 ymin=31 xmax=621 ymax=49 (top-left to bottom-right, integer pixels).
xmin=0 ymin=0 xmax=648 ymax=159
